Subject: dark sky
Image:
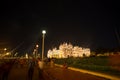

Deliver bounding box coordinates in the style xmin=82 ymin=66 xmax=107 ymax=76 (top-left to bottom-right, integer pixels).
xmin=0 ymin=0 xmax=120 ymax=55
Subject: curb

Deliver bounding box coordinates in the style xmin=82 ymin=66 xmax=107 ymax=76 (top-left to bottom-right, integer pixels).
xmin=55 ymin=64 xmax=120 ymax=80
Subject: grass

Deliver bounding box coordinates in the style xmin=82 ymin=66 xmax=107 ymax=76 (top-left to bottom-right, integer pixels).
xmin=54 ymin=56 xmax=120 ymax=77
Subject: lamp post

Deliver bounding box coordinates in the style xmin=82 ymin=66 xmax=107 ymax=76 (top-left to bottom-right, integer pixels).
xmin=4 ymin=48 xmax=7 ymax=54
xmin=42 ymin=30 xmax=46 ymax=61
xmin=36 ymin=44 xmax=39 ymax=58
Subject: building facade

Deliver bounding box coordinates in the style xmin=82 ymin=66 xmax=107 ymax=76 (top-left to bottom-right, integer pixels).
xmin=47 ymin=43 xmax=91 ymax=58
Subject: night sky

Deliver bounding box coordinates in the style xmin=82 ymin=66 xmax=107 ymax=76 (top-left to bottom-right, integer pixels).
xmin=0 ymin=0 xmax=120 ymax=55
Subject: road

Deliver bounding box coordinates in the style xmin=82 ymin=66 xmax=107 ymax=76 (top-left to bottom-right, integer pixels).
xmin=8 ymin=64 xmax=40 ymax=80
xmin=5 ymin=62 xmax=111 ymax=80
xmin=44 ymin=65 xmax=109 ymax=80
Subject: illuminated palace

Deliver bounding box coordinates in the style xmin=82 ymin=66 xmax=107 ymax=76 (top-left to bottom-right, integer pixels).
xmin=47 ymin=43 xmax=91 ymax=58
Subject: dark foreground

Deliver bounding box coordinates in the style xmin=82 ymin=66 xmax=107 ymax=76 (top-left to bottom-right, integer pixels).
xmin=0 ymin=59 xmax=109 ymax=80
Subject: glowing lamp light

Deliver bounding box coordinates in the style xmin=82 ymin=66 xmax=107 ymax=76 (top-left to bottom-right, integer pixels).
xmin=42 ymin=30 xmax=46 ymax=34
xmin=36 ymin=44 xmax=39 ymax=48
xmin=4 ymin=48 xmax=7 ymax=51
xmin=6 ymin=52 xmax=10 ymax=55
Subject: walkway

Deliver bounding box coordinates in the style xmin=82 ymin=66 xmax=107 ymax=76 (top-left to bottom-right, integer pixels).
xmin=6 ymin=63 xmax=120 ymax=80
xmin=8 ymin=64 xmax=40 ymax=80
xmin=43 ymin=64 xmax=110 ymax=80
xmin=55 ymin=64 xmax=120 ymax=80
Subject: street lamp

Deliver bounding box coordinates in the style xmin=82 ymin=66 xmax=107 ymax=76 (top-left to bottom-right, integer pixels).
xmin=4 ymin=48 xmax=7 ymax=51
xmin=42 ymin=30 xmax=46 ymax=61
xmin=36 ymin=44 xmax=39 ymax=58
xmin=4 ymin=48 xmax=7 ymax=54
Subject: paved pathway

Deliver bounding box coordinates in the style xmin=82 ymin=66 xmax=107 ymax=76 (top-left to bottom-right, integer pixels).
xmin=44 ymin=65 xmax=109 ymax=80
xmin=8 ymin=64 xmax=40 ymax=80
xmin=7 ymin=63 xmax=120 ymax=80
xmin=55 ymin=64 xmax=120 ymax=80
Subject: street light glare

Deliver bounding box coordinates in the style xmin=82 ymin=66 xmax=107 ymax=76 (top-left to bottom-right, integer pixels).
xmin=4 ymin=48 xmax=7 ymax=51
xmin=36 ymin=44 xmax=39 ymax=48
xmin=42 ymin=30 xmax=46 ymax=34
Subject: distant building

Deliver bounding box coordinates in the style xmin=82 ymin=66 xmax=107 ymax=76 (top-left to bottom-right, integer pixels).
xmin=47 ymin=43 xmax=91 ymax=58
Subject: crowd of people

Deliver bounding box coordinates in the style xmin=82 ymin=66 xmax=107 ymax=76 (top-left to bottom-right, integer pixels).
xmin=0 ymin=57 xmax=57 ymax=80
xmin=27 ymin=57 xmax=54 ymax=80
xmin=0 ymin=59 xmax=15 ymax=80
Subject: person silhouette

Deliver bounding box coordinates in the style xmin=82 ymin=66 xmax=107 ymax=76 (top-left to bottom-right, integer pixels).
xmin=28 ymin=57 xmax=35 ymax=80
xmin=37 ymin=58 xmax=44 ymax=80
